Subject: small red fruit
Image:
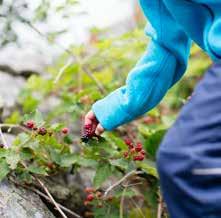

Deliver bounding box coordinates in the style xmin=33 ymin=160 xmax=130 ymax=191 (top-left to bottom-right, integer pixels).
xmin=62 ymin=127 xmax=69 ymax=134
xmin=85 ymin=187 xmax=95 ymax=193
xmin=140 ymin=149 xmax=146 ymax=155
xmin=124 ymin=138 xmax=132 ymax=145
xmin=135 ymin=146 xmax=142 ymax=152
xmin=38 ymin=127 xmax=47 ymax=136
xmin=123 ymin=151 xmax=129 ymax=158
xmin=86 ymin=194 xmax=94 ymax=201
xmin=26 ymin=120 xmax=35 ymax=129
xmin=139 ymin=155 xmax=145 ymax=161
xmin=124 ymin=138 xmax=134 ymax=149
xmin=133 ymin=155 xmax=145 ymax=161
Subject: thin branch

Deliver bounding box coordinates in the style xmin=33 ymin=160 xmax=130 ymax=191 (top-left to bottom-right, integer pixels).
xmin=157 ymin=193 xmax=163 ymax=218
xmin=104 ymin=170 xmax=143 ymax=198
xmin=122 ymin=182 xmax=142 ymax=188
xmin=53 ymin=58 xmax=73 ymax=84
xmin=0 ymin=127 xmax=9 ymax=148
xmin=0 ymin=124 xmax=30 ymax=133
xmin=35 ymin=177 xmax=68 ymax=218
xmin=23 ymin=18 xmax=106 ymax=94
xmin=120 ymin=182 xmax=128 ymax=218
xmin=10 ymin=178 xmax=82 ymax=218
xmin=130 ymin=197 xmax=145 ymax=218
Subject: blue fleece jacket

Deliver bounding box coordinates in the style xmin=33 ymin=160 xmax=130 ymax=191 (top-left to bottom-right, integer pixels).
xmin=92 ymin=0 xmax=221 ymax=130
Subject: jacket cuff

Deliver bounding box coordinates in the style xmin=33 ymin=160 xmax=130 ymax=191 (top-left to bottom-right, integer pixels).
xmin=92 ymin=88 xmax=133 ymax=131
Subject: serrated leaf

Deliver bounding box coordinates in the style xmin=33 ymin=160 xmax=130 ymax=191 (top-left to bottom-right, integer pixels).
xmin=109 ymin=158 xmax=128 ymax=170
xmin=136 ymin=160 xmax=158 ymax=178
xmin=0 ymin=158 xmax=10 ymax=181
xmin=93 ymin=163 xmax=113 ymax=188
xmin=6 ymin=151 xmax=20 ymax=170
xmin=59 ymin=153 xmax=78 ymax=167
xmin=27 ymin=165 xmax=47 ymax=175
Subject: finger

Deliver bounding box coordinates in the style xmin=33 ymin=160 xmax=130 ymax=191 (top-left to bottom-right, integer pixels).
xmin=84 ymin=111 xmax=95 ymax=125
xmin=95 ymin=123 xmax=104 ymax=136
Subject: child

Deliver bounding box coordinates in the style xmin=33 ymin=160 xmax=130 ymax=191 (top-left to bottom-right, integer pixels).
xmin=85 ymin=1 xmax=221 ymax=217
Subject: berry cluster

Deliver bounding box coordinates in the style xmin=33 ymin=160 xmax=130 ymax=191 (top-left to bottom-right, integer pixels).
xmin=83 ymin=187 xmax=103 ymax=208
xmin=123 ymin=139 xmax=146 ymax=161
xmin=81 ymin=124 xmax=96 ymax=143
xmin=25 ymin=120 xmax=69 ymax=136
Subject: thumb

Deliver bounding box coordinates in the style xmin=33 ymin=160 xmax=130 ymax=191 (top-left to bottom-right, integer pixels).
xmin=95 ymin=123 xmax=104 ymax=136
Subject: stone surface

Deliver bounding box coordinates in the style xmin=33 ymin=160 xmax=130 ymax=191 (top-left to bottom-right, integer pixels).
xmin=0 ymin=72 xmax=25 ymax=109
xmin=0 ymin=181 xmax=55 ymax=218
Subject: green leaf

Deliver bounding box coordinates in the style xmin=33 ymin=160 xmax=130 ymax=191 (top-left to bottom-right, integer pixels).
xmin=6 ymin=151 xmax=20 ymax=170
xmin=144 ymin=129 xmax=166 ymax=158
xmin=59 ymin=153 xmax=78 ymax=167
xmin=109 ymin=158 xmax=128 ymax=170
xmin=136 ymin=160 xmax=158 ymax=178
xmin=93 ymin=163 xmax=113 ymax=188
xmin=27 ymin=165 xmax=47 ymax=175
xmin=0 ymin=158 xmax=10 ymax=181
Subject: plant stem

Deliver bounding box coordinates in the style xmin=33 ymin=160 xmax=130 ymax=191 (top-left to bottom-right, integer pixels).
xmin=35 ymin=177 xmax=68 ymax=218
xmin=0 ymin=127 xmax=9 ymax=148
xmin=104 ymin=170 xmax=143 ymax=198
xmin=157 ymin=193 xmax=163 ymax=218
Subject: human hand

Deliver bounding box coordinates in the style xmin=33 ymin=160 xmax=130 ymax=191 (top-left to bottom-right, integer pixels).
xmin=84 ymin=110 xmax=104 ymax=136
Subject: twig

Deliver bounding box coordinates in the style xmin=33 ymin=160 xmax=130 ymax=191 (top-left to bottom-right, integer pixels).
xmin=35 ymin=177 xmax=68 ymax=218
xmin=0 ymin=127 xmax=9 ymax=148
xmin=23 ymin=18 xmax=106 ymax=95
xmin=10 ymin=178 xmax=82 ymax=218
xmin=157 ymin=193 xmax=163 ymax=218
xmin=122 ymin=182 xmax=142 ymax=188
xmin=0 ymin=123 xmax=30 ymax=133
xmin=130 ymin=197 xmax=145 ymax=218
xmin=53 ymin=58 xmax=73 ymax=84
xmin=104 ymin=170 xmax=143 ymax=198
xmin=120 ymin=182 xmax=128 ymax=218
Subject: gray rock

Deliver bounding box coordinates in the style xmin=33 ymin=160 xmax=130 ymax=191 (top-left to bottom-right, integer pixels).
xmin=0 ymin=181 xmax=55 ymax=218
xmin=0 ymin=72 xmax=25 ymax=117
xmin=0 ymin=48 xmax=49 ymax=76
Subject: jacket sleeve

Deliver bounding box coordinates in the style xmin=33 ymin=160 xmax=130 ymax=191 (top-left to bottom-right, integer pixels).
xmin=92 ymin=0 xmax=191 ymax=130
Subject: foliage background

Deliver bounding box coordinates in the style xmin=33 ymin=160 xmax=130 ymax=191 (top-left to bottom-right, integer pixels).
xmin=0 ymin=0 xmax=212 ymax=217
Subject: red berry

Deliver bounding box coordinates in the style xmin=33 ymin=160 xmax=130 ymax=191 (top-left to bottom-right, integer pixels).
xmin=38 ymin=127 xmax=47 ymax=136
xmin=62 ymin=127 xmax=69 ymax=134
xmin=133 ymin=156 xmax=139 ymax=161
xmin=124 ymin=138 xmax=134 ymax=149
xmin=140 ymin=149 xmax=146 ymax=155
xmin=83 ymin=124 xmax=95 ymax=138
xmin=85 ymin=124 xmax=92 ymax=129
xmin=26 ymin=120 xmax=35 ymax=129
xmin=85 ymin=187 xmax=95 ymax=193
xmin=133 ymin=155 xmax=145 ymax=161
xmin=123 ymin=151 xmax=129 ymax=158
xmin=124 ymin=138 xmax=132 ymax=145
xmin=136 ymin=142 xmax=142 ymax=148
xmin=86 ymin=194 xmax=94 ymax=201
xmin=135 ymin=146 xmax=142 ymax=152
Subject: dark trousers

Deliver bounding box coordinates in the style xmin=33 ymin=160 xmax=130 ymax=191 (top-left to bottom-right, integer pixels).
xmin=157 ymin=62 xmax=221 ymax=218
